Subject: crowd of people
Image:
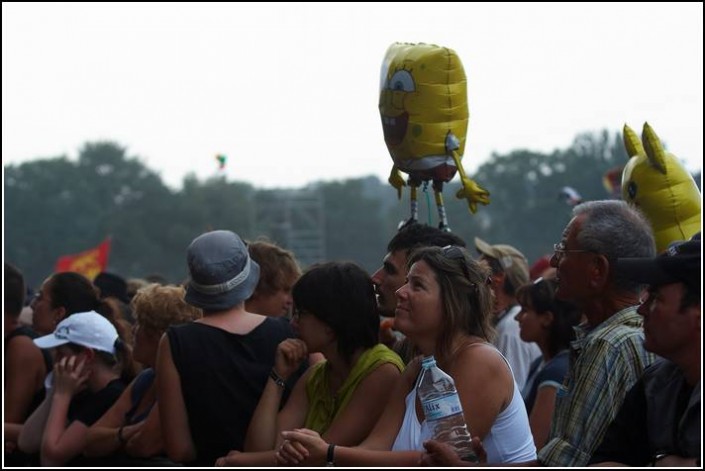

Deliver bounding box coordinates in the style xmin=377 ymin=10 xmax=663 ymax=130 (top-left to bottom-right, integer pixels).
xmin=4 ymin=199 xmax=701 ymax=467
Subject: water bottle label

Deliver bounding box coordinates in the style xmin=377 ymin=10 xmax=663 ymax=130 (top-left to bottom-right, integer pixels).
xmin=422 ymin=394 xmax=463 ymax=421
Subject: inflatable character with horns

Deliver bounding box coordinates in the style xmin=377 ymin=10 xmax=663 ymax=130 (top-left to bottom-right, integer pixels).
xmin=622 ymin=122 xmax=701 ymax=252
xmin=379 ymin=42 xmax=489 ymax=231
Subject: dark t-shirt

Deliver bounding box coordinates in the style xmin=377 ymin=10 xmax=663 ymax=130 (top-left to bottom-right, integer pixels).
xmin=523 ymin=350 xmax=569 ymax=414
xmin=69 ymin=378 xmax=126 ymax=426
xmin=167 ymin=316 xmax=302 ymax=466
xmin=589 ymin=360 xmax=700 ymax=465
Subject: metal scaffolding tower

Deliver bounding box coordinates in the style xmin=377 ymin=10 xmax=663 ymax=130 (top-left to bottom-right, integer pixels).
xmin=253 ymin=189 xmax=326 ymax=268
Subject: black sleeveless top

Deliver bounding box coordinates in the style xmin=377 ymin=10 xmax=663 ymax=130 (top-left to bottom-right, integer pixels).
xmin=6 ymin=325 xmax=54 ymax=419
xmin=167 ymin=317 xmax=302 ymax=466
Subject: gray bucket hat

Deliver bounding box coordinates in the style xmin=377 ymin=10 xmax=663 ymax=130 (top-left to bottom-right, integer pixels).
xmin=185 ymin=230 xmax=260 ymax=311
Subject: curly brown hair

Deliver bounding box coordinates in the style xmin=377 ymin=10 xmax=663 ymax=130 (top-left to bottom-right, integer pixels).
xmin=131 ymin=284 xmax=202 ymax=334
xmin=248 ymin=239 xmax=301 ymax=296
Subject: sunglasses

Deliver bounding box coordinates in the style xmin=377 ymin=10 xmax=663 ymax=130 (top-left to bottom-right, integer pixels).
xmin=441 ymin=245 xmax=492 ymax=286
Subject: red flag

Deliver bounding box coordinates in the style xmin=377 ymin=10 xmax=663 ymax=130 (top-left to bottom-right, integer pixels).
xmin=602 ymin=165 xmax=624 ymax=199
xmin=54 ymin=238 xmax=111 ymax=281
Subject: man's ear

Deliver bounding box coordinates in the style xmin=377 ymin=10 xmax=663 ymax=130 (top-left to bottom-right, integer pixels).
xmin=491 ymin=271 xmax=505 ymax=286
xmin=590 ymin=254 xmax=611 ymax=289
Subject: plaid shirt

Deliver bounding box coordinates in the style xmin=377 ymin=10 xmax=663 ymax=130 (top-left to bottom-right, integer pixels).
xmin=538 ymin=306 xmax=656 ymax=466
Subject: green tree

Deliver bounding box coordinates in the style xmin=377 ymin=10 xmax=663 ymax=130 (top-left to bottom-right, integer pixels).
xmin=5 ymin=142 xmax=173 ymax=285
xmin=442 ymin=130 xmax=628 ymax=263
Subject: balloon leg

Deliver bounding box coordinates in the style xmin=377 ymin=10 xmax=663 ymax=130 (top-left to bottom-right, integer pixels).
xmin=410 ymin=185 xmax=419 ymax=222
xmin=433 ymin=182 xmax=450 ymax=232
xmin=399 ymin=184 xmax=420 ymax=230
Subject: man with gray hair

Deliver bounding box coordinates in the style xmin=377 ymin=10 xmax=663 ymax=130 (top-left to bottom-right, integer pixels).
xmin=538 ymin=200 xmax=657 ymax=466
xmin=421 ymin=200 xmax=658 ymax=467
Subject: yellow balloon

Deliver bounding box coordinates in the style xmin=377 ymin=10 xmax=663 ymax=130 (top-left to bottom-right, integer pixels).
xmin=379 ymin=42 xmax=488 ymax=227
xmin=622 ymin=123 xmax=701 ymax=252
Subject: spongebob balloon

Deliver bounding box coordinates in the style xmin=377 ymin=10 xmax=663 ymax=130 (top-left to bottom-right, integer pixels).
xmin=379 ymin=42 xmax=489 ymax=231
xmin=622 ymin=123 xmax=701 ymax=252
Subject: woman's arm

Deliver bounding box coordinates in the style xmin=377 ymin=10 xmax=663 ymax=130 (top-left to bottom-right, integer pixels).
xmin=4 ymin=422 xmax=23 ymax=446
xmin=244 ymin=338 xmax=308 ymax=452
xmin=84 ymin=380 xmax=137 ymax=457
xmin=355 ymin=357 xmax=418 ymax=451
xmin=280 ymin=429 xmax=423 ymax=467
xmin=4 ymin=335 xmax=46 ymax=424
xmin=528 ymin=385 xmax=558 ymax=449
xmin=268 ymin=367 xmax=310 ymax=448
xmin=40 ymin=419 xmax=90 ymax=467
xmin=17 ymin=388 xmax=54 ymax=453
xmin=216 ymin=364 xmax=311 ymax=465
xmin=156 ymin=334 xmax=196 ymax=464
xmin=275 ymin=360 xmax=419 ymax=467
xmin=215 ymin=450 xmax=278 ymax=466
xmin=451 ymin=345 xmax=513 ymax=439
xmin=125 ymin=402 xmax=163 ymax=458
xmin=40 ymin=355 xmax=90 ymax=466
xmin=322 ymin=362 xmax=402 ymax=446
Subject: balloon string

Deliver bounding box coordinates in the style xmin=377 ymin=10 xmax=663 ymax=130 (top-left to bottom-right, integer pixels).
xmin=422 ymin=181 xmax=432 ymax=225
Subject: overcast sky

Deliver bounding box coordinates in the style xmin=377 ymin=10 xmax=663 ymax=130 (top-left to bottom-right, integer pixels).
xmin=3 ymin=3 xmax=703 ymax=189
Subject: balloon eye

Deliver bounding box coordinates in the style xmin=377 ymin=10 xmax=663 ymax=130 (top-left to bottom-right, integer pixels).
xmin=627 ymin=181 xmax=637 ymax=199
xmin=389 ymin=70 xmax=415 ymax=92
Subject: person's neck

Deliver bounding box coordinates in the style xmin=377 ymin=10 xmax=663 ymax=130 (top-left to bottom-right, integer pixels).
xmin=324 ymin=347 xmax=363 ymax=392
xmin=244 ymin=298 xmax=268 ymax=316
xmin=537 ymin=338 xmax=552 ymax=362
xmin=582 ymin=290 xmax=640 ymax=328
xmin=198 ymin=304 xmax=259 ymax=329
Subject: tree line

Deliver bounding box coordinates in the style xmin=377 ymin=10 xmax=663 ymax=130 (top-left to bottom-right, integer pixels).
xmin=6 ymin=131 xmax=698 ymax=288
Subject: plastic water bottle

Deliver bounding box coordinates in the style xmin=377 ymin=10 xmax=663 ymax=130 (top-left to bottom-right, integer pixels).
xmin=417 ymin=355 xmax=478 ymax=462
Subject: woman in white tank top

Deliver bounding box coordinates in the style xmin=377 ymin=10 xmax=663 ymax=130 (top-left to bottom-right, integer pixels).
xmin=275 ymin=246 xmax=536 ymax=466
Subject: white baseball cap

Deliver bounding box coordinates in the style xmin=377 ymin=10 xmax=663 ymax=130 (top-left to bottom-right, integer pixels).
xmin=34 ymin=311 xmax=118 ymax=354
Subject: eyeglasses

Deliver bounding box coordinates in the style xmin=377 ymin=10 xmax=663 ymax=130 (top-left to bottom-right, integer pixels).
xmin=292 ymin=307 xmax=311 ymax=320
xmin=552 ymin=242 xmax=594 ymax=262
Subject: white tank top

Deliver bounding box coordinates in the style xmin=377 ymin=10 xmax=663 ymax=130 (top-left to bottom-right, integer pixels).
xmin=391 ymin=351 xmax=536 ymax=463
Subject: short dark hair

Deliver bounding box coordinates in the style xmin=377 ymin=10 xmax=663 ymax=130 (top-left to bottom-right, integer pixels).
xmin=516 ymin=278 xmax=582 ymax=357
xmin=48 ymin=272 xmax=102 ymax=314
xmin=4 ymin=263 xmax=25 ymax=318
xmin=47 ymin=272 xmax=132 ymax=346
xmin=293 ymin=262 xmax=379 ymax=365
xmin=388 ymin=222 xmax=466 ymax=255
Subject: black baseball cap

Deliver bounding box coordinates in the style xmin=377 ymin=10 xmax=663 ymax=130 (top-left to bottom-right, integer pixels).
xmin=617 ymin=233 xmax=701 ymax=288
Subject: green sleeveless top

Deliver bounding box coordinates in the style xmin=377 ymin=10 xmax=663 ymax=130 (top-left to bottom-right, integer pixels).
xmin=304 ymin=344 xmax=404 ymax=433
